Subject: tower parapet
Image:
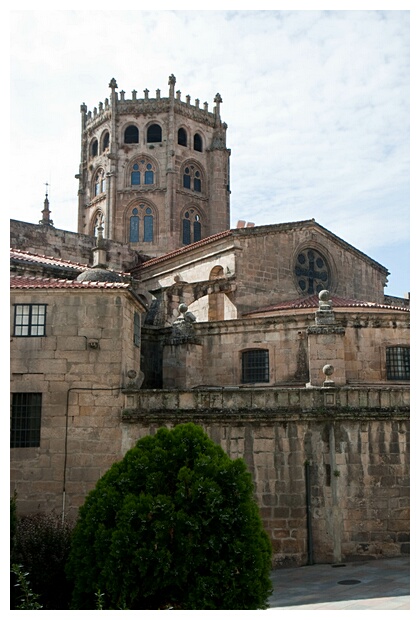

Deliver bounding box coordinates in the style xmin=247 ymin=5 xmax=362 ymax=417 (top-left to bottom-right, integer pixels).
xmin=83 ymin=78 xmax=223 ymax=132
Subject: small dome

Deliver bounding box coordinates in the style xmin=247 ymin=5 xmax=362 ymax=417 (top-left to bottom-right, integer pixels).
xmin=76 ymin=267 xmax=123 ymax=283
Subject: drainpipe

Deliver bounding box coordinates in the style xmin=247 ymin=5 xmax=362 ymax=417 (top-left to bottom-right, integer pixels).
xmin=305 ymin=461 xmax=314 ymax=565
xmin=62 ymin=386 xmax=124 ymax=525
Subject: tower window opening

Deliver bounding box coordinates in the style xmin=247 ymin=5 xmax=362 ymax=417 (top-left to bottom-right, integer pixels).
xmin=183 ymin=165 xmax=202 ymax=193
xmin=183 ymin=167 xmax=191 ymax=189
xmin=129 ymin=205 xmax=154 ymax=243
xmin=91 ymin=139 xmax=98 ymax=158
xmin=194 ymin=171 xmax=201 ymax=192
xmin=124 ymin=125 xmax=139 ymax=144
xmin=94 ymin=170 xmax=106 ymax=196
xmin=147 ymin=124 xmax=162 ymax=143
xmin=102 ymin=132 xmax=109 ymax=152
xmin=130 ymin=160 xmax=156 ymax=187
xmin=93 ymin=211 xmax=104 ymax=237
xmin=178 ymin=128 xmax=187 ymax=147
xmin=182 ymin=209 xmax=202 ymax=245
xmin=193 ymin=133 xmax=203 ymax=152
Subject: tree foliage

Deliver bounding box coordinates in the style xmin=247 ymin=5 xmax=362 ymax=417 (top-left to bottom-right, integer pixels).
xmin=66 ymin=423 xmax=272 ymax=609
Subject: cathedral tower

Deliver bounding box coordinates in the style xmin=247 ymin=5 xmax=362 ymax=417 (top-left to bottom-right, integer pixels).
xmin=76 ymin=76 xmax=231 ymax=257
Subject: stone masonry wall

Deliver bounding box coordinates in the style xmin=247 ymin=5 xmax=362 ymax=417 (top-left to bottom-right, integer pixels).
xmin=122 ymin=386 xmax=409 ymax=567
xmin=10 ymin=287 xmax=143 ymax=518
xmin=10 ymin=219 xmax=140 ymax=273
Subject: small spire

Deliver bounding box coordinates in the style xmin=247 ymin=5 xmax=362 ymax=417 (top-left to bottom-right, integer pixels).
xmin=39 ymin=182 xmax=53 ymax=226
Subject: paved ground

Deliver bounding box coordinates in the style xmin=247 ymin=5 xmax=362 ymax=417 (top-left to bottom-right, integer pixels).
xmin=268 ymin=556 xmax=410 ymax=610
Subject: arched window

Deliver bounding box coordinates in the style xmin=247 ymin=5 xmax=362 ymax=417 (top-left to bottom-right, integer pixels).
xmin=130 ymin=159 xmax=156 ymax=186
xmin=183 ymin=164 xmax=202 ymax=193
xmin=193 ymin=133 xmax=203 ymax=152
xmin=124 ymin=125 xmax=139 ymax=144
xmin=145 ymin=163 xmax=154 ymax=185
xmin=194 ymin=170 xmax=201 ymax=192
xmin=91 ymin=139 xmax=98 ymax=158
xmin=129 ymin=204 xmax=155 ymax=243
xmin=129 ymin=208 xmax=140 ymax=242
xmin=182 ymin=209 xmax=202 ymax=245
xmin=178 ymin=128 xmax=187 ymax=146
xmin=93 ymin=212 xmax=104 ymax=237
xmin=147 ymin=124 xmax=162 ymax=143
xmin=94 ymin=169 xmax=106 ymax=196
xmin=102 ymin=132 xmax=109 ymax=152
xmin=143 ymin=207 xmax=154 ymax=242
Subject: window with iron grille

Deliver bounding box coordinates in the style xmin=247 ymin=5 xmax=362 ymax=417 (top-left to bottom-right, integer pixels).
xmin=13 ymin=304 xmax=47 ymax=337
xmin=10 ymin=393 xmax=42 ymax=448
xmin=386 ymin=346 xmax=410 ymax=380
xmin=134 ymin=311 xmax=141 ymax=347
xmin=241 ymin=349 xmax=269 ymax=383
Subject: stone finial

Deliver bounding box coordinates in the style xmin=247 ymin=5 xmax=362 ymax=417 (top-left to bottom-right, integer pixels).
xmin=319 ymin=289 xmax=332 ymax=309
xmin=168 ymin=74 xmax=176 ymax=86
xmin=109 ymin=78 xmax=118 ymax=90
xmin=80 ymin=103 xmax=87 ymax=114
xmin=195 ymin=98 xmax=200 ymax=108
xmin=144 ymin=88 xmax=149 ymax=100
xmin=323 ymin=364 xmax=335 ymax=387
xmin=176 ymin=90 xmax=181 ymax=100
xmin=315 ymin=290 xmax=335 ymax=326
xmin=132 ymin=90 xmax=137 ymax=100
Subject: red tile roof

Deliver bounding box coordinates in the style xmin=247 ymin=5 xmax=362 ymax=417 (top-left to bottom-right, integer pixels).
xmin=137 ymin=229 xmax=233 ymax=270
xmin=244 ymin=294 xmax=409 ymax=315
xmin=10 ymin=248 xmax=88 ymax=270
xmin=10 ymin=275 xmax=131 ymax=290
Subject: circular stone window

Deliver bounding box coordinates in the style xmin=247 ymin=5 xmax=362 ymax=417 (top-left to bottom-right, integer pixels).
xmin=294 ymin=248 xmax=331 ymax=295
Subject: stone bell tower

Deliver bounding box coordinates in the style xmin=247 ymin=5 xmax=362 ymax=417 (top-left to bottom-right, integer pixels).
xmin=76 ymin=75 xmax=231 ymax=257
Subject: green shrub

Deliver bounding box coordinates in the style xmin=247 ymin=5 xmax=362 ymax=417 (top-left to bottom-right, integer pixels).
xmin=11 ymin=564 xmax=43 ymax=609
xmin=11 ymin=512 xmax=74 ymax=610
xmin=66 ymin=423 xmax=272 ymax=609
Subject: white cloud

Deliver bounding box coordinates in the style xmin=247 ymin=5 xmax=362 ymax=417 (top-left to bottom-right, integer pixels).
xmin=9 ymin=8 xmax=410 ymax=295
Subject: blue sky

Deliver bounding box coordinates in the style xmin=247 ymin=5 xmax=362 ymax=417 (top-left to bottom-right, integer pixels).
xmin=8 ymin=5 xmax=412 ymax=297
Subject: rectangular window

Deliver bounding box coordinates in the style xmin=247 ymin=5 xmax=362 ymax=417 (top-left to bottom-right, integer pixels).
xmin=134 ymin=311 xmax=141 ymax=347
xmin=386 ymin=346 xmax=410 ymax=380
xmin=241 ymin=349 xmax=269 ymax=383
xmin=13 ymin=304 xmax=47 ymax=337
xmin=11 ymin=393 xmax=42 ymax=448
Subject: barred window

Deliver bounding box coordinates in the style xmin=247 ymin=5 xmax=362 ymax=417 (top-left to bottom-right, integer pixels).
xmin=11 ymin=393 xmax=42 ymax=448
xmin=386 ymin=346 xmax=410 ymax=380
xmin=241 ymin=349 xmax=269 ymax=383
xmin=13 ymin=304 xmax=47 ymax=337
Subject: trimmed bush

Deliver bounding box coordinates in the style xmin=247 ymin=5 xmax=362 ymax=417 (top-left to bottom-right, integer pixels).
xmin=66 ymin=423 xmax=272 ymax=609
